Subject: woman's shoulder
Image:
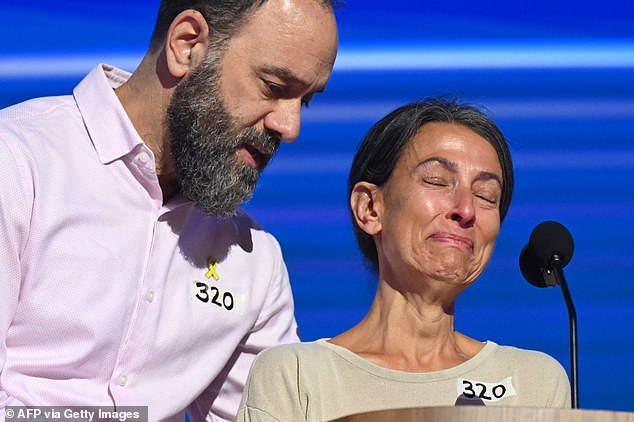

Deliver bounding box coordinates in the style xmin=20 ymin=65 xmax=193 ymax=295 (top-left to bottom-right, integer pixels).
xmin=489 ymin=342 xmax=568 ymax=375
xmin=252 ymin=339 xmax=335 ymax=369
xmin=240 ymin=341 xmax=336 ymax=421
xmin=492 ymin=343 xmax=560 ymax=361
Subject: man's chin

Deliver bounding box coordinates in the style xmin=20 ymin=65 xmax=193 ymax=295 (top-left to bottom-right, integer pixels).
xmin=191 ymin=186 xmax=257 ymax=218
xmin=194 ymin=199 xmax=241 ymax=218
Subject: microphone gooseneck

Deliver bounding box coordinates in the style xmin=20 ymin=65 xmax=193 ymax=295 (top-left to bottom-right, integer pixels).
xmin=519 ymin=221 xmax=578 ymax=409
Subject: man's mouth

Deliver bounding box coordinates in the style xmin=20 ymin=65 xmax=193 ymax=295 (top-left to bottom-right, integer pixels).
xmin=241 ymin=143 xmax=266 ymax=169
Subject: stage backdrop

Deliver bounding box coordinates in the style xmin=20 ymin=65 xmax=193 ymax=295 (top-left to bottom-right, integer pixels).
xmin=2 ymin=0 xmax=634 ymax=413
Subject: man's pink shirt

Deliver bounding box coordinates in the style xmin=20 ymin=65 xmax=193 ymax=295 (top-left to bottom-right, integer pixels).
xmin=0 ymin=64 xmax=299 ymax=421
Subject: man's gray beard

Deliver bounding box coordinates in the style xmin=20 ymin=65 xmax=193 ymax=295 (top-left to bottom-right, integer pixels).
xmin=167 ymin=53 xmax=279 ymax=217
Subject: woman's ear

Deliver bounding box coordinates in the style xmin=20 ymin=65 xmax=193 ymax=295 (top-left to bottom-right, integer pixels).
xmin=164 ymin=9 xmax=210 ymax=79
xmin=350 ymin=182 xmax=383 ymax=235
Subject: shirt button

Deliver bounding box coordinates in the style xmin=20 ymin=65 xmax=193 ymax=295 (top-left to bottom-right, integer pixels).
xmin=146 ymin=290 xmax=155 ymax=303
xmin=118 ymin=373 xmax=128 ymax=387
xmin=138 ymin=152 xmax=150 ymax=164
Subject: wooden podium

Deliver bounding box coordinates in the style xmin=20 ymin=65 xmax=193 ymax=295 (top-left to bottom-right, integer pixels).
xmin=332 ymin=406 xmax=634 ymax=422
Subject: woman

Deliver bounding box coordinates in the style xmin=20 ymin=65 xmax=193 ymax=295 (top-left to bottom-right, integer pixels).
xmin=237 ymin=98 xmax=571 ymax=421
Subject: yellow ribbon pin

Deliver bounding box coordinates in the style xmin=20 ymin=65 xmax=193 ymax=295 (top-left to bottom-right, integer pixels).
xmin=206 ymin=256 xmax=220 ymax=281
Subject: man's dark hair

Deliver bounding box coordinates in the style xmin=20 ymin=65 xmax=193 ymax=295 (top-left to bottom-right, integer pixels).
xmin=148 ymin=0 xmax=338 ymax=53
xmin=348 ymin=97 xmax=514 ymax=272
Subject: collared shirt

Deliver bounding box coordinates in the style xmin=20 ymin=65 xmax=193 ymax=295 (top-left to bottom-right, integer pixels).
xmin=0 ymin=64 xmax=299 ymax=421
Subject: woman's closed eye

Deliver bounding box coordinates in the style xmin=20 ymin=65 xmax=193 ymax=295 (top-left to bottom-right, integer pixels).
xmin=473 ymin=183 xmax=501 ymax=206
xmin=474 ymin=192 xmax=499 ymax=205
xmin=423 ymin=177 xmax=450 ymax=187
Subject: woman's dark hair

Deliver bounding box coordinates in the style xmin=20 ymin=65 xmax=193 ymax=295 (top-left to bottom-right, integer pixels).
xmin=348 ymin=97 xmax=514 ymax=271
xmin=148 ymin=0 xmax=337 ymax=53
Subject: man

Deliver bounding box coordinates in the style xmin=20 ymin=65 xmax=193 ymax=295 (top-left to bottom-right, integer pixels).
xmin=0 ymin=0 xmax=338 ymax=420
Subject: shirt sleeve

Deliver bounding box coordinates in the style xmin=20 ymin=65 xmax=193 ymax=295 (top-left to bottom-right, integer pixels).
xmin=0 ymin=136 xmax=32 ymax=407
xmin=242 ymin=236 xmax=299 ymax=350
xmin=188 ymin=235 xmax=300 ymax=421
xmin=546 ymin=358 xmax=572 ymax=408
xmin=236 ymin=406 xmax=283 ymax=422
xmin=236 ymin=347 xmax=305 ymax=422
xmin=520 ymin=347 xmax=572 ymax=408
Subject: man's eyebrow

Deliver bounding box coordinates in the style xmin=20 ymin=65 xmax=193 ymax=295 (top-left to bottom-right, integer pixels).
xmin=417 ymin=156 xmax=503 ymax=186
xmin=259 ymin=65 xmax=327 ymax=93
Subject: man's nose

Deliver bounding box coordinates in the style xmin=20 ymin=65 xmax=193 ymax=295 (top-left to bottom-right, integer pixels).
xmin=263 ymin=99 xmax=302 ymax=143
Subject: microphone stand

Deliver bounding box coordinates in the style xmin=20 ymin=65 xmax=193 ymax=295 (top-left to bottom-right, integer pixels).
xmin=545 ymin=255 xmax=579 ymax=408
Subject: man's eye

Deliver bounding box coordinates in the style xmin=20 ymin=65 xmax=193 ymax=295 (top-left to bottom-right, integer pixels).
xmin=267 ymin=82 xmax=283 ymax=96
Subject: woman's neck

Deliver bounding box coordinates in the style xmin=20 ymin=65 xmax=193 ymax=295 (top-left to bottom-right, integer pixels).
xmin=330 ymin=281 xmax=483 ymax=372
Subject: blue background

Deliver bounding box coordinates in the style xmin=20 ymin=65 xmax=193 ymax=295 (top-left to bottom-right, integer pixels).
xmin=2 ymin=0 xmax=634 ymax=413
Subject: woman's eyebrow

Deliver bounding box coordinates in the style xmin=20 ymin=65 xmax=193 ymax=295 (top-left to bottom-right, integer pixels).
xmin=416 ymin=157 xmax=502 ymax=186
xmin=416 ymin=156 xmax=456 ymax=171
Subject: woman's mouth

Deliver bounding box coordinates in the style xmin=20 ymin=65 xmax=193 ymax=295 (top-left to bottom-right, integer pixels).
xmin=430 ymin=232 xmax=474 ymax=251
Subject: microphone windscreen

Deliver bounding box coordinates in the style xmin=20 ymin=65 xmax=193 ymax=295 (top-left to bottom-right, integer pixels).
xmin=528 ymin=221 xmax=574 ymax=268
xmin=455 ymin=395 xmax=486 ymax=406
xmin=519 ymin=244 xmax=548 ymax=288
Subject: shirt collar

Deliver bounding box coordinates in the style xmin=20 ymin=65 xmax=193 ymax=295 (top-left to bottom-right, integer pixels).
xmin=73 ymin=63 xmax=146 ymax=164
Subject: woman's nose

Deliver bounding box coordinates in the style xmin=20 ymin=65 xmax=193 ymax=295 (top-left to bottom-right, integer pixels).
xmin=447 ymin=187 xmax=476 ymax=227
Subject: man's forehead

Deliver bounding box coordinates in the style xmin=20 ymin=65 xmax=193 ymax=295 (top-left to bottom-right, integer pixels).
xmin=245 ymin=0 xmax=335 ymax=29
xmin=231 ymin=0 xmax=337 ymax=80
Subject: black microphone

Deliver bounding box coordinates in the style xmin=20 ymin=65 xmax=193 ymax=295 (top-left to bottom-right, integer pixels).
xmin=519 ymin=221 xmax=578 ymax=408
xmin=520 ymin=221 xmax=574 ymax=287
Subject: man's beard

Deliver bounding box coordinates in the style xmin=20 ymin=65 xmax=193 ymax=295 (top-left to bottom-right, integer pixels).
xmin=167 ymin=52 xmax=280 ymax=217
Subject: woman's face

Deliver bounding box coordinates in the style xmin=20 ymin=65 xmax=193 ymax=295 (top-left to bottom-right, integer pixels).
xmin=375 ymin=122 xmax=504 ymax=287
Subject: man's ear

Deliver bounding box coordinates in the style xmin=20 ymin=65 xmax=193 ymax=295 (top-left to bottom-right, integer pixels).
xmin=164 ymin=9 xmax=210 ymax=79
xmin=350 ymin=182 xmax=383 ymax=235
